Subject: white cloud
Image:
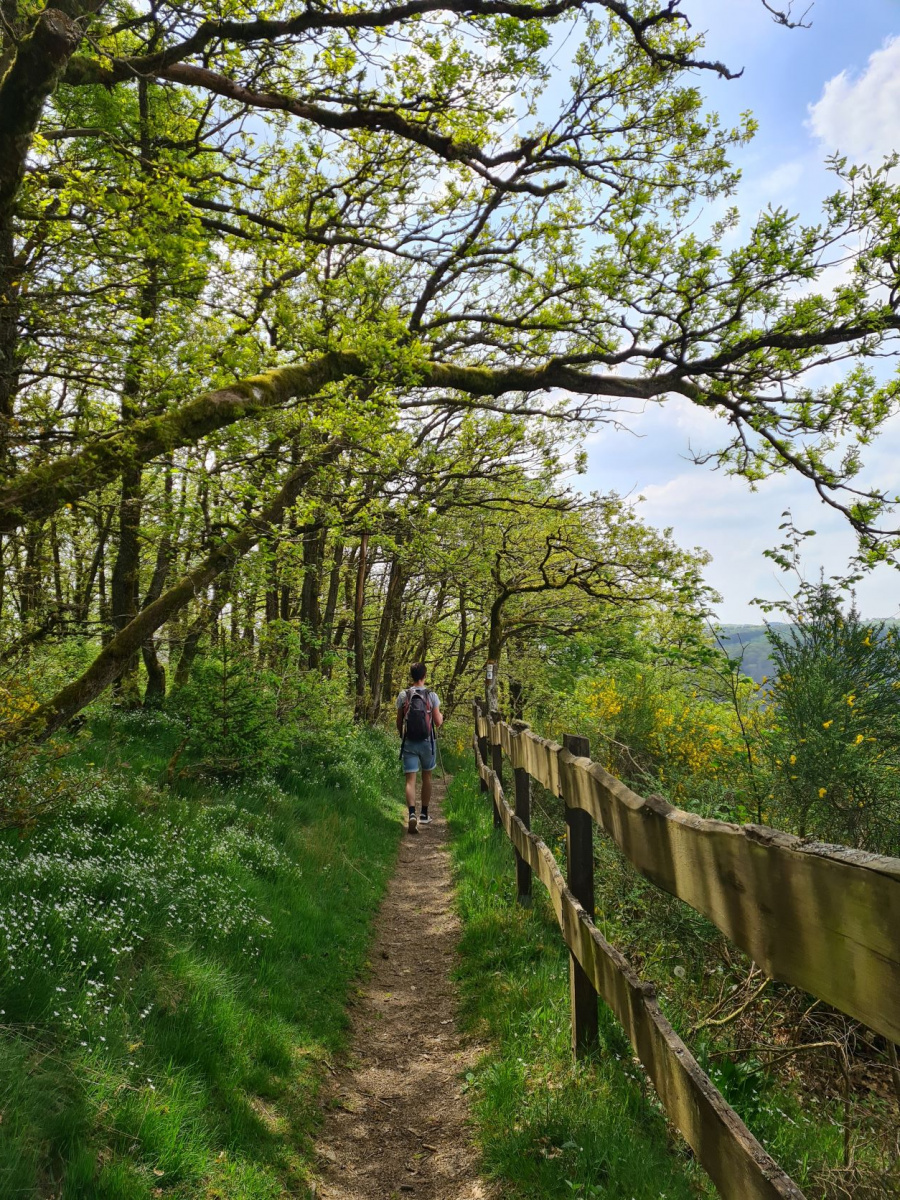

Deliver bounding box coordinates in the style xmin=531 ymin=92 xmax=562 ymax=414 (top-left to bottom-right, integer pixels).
xmin=581 ymin=399 xmax=900 ymax=623
xmin=636 ymin=467 xmax=900 ymax=623
xmin=808 ymin=36 xmax=900 ymax=164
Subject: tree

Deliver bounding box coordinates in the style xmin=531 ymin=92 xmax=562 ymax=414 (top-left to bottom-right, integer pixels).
xmin=3 ymin=1 xmax=900 ymax=737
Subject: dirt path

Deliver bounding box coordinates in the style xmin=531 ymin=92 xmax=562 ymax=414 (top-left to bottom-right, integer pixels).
xmin=313 ymin=779 xmax=492 ymax=1200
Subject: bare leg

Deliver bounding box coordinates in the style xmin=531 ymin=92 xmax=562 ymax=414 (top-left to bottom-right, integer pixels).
xmin=405 ymin=771 xmax=418 ymax=808
xmin=421 ymin=770 xmax=432 ymax=809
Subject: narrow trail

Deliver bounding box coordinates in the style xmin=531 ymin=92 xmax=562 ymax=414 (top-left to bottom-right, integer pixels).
xmin=314 ymin=778 xmax=492 ymax=1200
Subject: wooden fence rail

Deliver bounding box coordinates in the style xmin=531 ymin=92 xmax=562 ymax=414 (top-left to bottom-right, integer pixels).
xmin=473 ymin=701 xmax=900 ymax=1200
xmin=476 ymin=706 xmax=900 ymax=1044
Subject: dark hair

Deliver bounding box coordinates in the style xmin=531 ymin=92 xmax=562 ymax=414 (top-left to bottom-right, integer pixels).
xmin=410 ymin=662 xmax=427 ymax=682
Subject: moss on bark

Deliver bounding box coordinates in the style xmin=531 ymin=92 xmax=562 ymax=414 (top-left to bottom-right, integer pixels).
xmin=0 ymin=352 xmax=363 ymax=532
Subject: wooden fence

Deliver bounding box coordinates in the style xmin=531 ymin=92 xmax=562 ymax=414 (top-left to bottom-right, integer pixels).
xmin=472 ymin=701 xmax=900 ymax=1200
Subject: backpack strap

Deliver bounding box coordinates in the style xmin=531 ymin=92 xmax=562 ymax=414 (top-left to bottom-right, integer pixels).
xmin=399 ymin=688 xmax=409 ymax=750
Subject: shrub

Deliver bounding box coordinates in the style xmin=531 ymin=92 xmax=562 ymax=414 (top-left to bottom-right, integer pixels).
xmin=581 ymin=661 xmax=763 ymax=819
xmin=765 ymin=584 xmax=900 ymax=853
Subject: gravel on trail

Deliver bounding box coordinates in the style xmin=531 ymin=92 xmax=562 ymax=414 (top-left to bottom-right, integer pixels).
xmin=314 ymin=778 xmax=494 ymax=1200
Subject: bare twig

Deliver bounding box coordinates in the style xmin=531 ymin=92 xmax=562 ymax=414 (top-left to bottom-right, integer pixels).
xmin=761 ymin=0 xmax=813 ymax=28
xmin=694 ymin=976 xmax=771 ymax=1032
xmin=887 ymin=1040 xmax=900 ymax=1114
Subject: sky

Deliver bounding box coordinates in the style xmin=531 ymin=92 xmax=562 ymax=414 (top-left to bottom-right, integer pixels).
xmin=577 ymin=0 xmax=900 ymax=622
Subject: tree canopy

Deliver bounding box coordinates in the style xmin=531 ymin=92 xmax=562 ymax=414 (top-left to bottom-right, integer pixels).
xmin=1 ymin=0 xmax=899 ymax=735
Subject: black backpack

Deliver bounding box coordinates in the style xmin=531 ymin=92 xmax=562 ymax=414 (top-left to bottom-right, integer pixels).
xmin=402 ymin=687 xmax=434 ymax=743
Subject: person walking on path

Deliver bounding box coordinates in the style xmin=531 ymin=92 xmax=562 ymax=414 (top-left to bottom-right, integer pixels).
xmin=396 ymin=662 xmax=443 ymax=834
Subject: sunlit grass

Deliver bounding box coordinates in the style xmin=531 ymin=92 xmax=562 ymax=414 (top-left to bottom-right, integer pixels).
xmin=0 ymin=713 xmax=403 ymax=1198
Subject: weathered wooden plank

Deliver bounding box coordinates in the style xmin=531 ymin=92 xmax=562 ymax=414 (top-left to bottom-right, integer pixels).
xmin=479 ymin=757 xmax=805 ymax=1200
xmin=507 ymin=723 xmax=900 ymax=1044
xmin=474 ymin=702 xmax=490 ymax=741
xmin=474 ymin=702 xmax=489 ymax=795
xmin=490 ymin=712 xmax=504 ymax=828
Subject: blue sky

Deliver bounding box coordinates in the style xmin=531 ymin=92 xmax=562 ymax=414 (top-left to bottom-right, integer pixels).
xmin=579 ymin=0 xmax=900 ymax=622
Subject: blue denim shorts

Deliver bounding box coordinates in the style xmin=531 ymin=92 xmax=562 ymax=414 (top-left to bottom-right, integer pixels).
xmin=402 ymin=738 xmax=436 ymax=773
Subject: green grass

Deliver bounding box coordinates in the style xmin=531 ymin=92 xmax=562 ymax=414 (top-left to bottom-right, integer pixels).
xmin=0 ymin=711 xmax=404 ymax=1198
xmin=443 ymin=756 xmax=713 ymax=1200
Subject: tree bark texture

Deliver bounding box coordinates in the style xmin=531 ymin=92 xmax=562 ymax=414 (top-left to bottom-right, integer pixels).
xmin=367 ymin=552 xmax=405 ymax=721
xmin=0 ymin=7 xmax=81 ymax=222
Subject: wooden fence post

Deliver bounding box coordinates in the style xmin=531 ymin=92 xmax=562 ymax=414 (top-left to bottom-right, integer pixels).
xmin=512 ymin=720 xmax=532 ymax=907
xmin=563 ymin=732 xmax=600 ymax=1059
xmin=475 ymin=700 xmax=488 ymax=793
xmin=490 ymin=709 xmax=504 ymax=828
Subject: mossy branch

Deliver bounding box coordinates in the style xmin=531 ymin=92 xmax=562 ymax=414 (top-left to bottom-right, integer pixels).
xmin=0 ymin=352 xmax=364 ymax=532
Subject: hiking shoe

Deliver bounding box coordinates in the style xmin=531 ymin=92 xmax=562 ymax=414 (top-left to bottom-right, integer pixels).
xmin=418 ymin=812 xmax=431 ymax=826
xmin=407 ymin=812 xmax=418 ymax=834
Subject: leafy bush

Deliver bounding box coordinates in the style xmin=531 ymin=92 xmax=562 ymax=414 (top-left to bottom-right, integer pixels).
xmin=172 ymin=627 xmax=351 ymax=778
xmin=765 ymin=584 xmax=900 ymax=853
xmin=580 ymin=660 xmax=764 ymax=819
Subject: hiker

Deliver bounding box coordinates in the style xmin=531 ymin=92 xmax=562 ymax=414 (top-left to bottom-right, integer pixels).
xmin=396 ymin=662 xmax=443 ymax=833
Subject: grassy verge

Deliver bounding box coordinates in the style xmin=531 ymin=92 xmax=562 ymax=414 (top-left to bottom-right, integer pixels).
xmin=0 ymin=712 xmax=404 ymax=1199
xmin=443 ymin=756 xmax=712 ymax=1200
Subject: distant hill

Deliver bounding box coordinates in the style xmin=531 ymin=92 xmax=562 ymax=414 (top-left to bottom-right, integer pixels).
xmin=713 ymin=625 xmax=782 ymax=683
xmin=712 ymin=619 xmax=899 ymax=684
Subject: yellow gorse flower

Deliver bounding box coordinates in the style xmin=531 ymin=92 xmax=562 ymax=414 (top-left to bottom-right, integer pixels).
xmin=822 ymin=720 xmax=833 ymax=729
xmin=818 ymin=787 xmax=827 ymax=798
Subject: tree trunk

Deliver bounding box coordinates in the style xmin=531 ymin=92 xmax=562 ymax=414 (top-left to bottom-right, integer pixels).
xmin=0 ymin=6 xmax=81 ymax=460
xmin=110 ymin=461 xmax=143 ymax=703
xmin=443 ymin=586 xmax=469 ymax=715
xmin=0 ymin=224 xmax=21 ymax=464
xmin=379 ymin=590 xmax=408 ymax=713
xmin=49 ymin=517 xmax=64 ymax=618
xmin=173 ymin=607 xmax=209 ymax=690
xmin=367 ymin=553 xmax=405 ymax=722
xmin=487 ymin=592 xmax=506 ymax=662
xmin=353 ymin=532 xmax=369 ymax=721
xmin=141 ymin=462 xmax=176 ymax=706
xmin=321 ymin=537 xmax=344 ymax=649
xmin=141 ymin=642 xmax=167 ymax=705
xmin=300 ymin=524 xmax=326 ymax=668
xmin=412 ymin=581 xmax=447 ymax=665
xmin=9 ymin=443 xmax=339 ymax=741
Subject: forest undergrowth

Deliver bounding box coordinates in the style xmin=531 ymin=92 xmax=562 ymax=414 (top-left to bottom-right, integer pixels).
xmin=0 ymin=712 xmax=402 ymax=1199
